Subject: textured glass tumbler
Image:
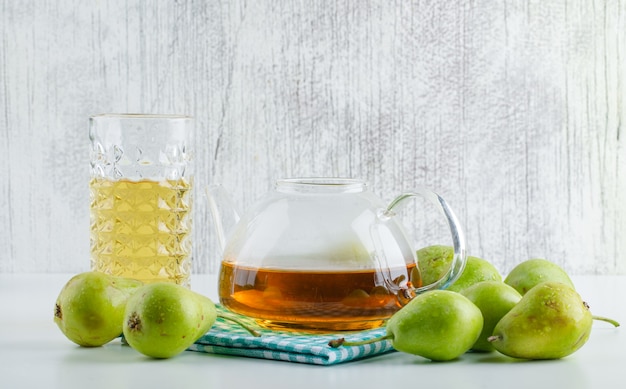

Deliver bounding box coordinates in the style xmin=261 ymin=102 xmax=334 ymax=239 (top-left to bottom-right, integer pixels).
xmin=89 ymin=114 xmax=194 ymax=287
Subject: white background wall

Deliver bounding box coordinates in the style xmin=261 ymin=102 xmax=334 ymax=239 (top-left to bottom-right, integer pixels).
xmin=1 ymin=1 xmax=624 ymax=276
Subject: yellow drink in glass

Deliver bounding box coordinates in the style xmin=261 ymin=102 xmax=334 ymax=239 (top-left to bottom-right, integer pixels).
xmin=89 ymin=177 xmax=192 ymax=287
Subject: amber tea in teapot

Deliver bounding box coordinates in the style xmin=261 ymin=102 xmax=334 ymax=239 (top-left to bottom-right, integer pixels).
xmin=209 ymin=178 xmax=466 ymax=331
xmin=219 ymin=262 xmax=421 ymax=331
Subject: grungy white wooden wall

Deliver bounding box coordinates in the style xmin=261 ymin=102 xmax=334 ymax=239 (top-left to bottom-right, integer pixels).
xmin=1 ymin=1 xmax=624 ymax=276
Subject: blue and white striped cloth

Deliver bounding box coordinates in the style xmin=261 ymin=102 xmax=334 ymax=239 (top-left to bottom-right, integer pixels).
xmin=189 ymin=306 xmax=395 ymax=365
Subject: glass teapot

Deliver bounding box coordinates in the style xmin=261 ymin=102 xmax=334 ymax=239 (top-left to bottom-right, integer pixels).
xmin=208 ymin=178 xmax=466 ymax=331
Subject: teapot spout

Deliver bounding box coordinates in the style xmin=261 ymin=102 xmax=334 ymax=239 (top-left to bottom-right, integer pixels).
xmin=206 ymin=184 xmax=241 ymax=253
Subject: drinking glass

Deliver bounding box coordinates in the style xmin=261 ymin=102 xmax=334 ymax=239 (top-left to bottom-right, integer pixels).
xmin=89 ymin=114 xmax=194 ymax=287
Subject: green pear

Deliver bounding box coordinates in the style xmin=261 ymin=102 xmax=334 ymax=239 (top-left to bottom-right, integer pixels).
xmin=416 ymin=245 xmax=454 ymax=286
xmin=54 ymin=271 xmax=143 ymax=347
xmin=330 ymin=290 xmax=483 ymax=361
xmin=417 ymin=245 xmax=501 ymax=292
xmin=504 ymin=258 xmax=575 ymax=295
xmin=461 ymin=281 xmax=522 ymax=352
xmin=488 ymin=281 xmax=592 ymax=359
xmin=448 ymin=256 xmax=503 ymax=292
xmin=122 ymin=282 xmax=218 ymax=359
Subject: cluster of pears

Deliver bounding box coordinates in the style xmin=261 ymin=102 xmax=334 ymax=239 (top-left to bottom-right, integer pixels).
xmin=56 ymin=249 xmax=619 ymax=362
xmin=54 ymin=272 xmax=258 ymax=358
xmin=330 ymin=245 xmax=619 ymax=361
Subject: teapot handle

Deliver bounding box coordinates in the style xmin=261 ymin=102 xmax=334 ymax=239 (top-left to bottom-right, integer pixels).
xmin=382 ymin=188 xmax=467 ymax=295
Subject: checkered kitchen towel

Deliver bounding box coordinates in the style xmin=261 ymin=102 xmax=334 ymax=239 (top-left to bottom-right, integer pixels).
xmin=188 ymin=306 xmax=395 ymax=365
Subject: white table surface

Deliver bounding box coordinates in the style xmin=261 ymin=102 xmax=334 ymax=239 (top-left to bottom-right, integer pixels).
xmin=1 ymin=273 xmax=624 ymax=389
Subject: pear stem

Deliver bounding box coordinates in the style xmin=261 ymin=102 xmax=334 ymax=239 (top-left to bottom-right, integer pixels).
xmin=328 ymin=334 xmax=393 ymax=348
xmin=592 ymin=315 xmax=620 ymax=327
xmin=217 ymin=314 xmax=262 ymax=337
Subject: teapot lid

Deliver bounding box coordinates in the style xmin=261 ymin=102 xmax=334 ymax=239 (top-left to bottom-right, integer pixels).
xmin=276 ymin=178 xmax=366 ymax=194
